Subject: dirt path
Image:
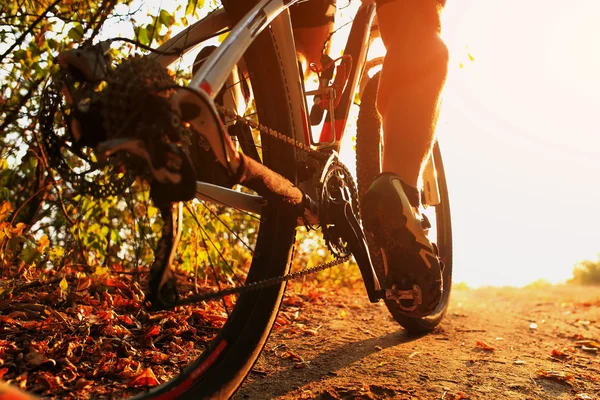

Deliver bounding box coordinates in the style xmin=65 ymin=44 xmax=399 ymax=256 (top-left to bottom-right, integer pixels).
xmin=235 ymin=285 xmax=600 ymax=400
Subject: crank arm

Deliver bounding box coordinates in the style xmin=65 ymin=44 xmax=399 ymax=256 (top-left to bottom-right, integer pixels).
xmin=330 ymin=195 xmax=383 ymax=303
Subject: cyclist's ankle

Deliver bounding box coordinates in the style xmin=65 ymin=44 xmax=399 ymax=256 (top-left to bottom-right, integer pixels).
xmin=378 ymin=172 xmax=420 ymax=208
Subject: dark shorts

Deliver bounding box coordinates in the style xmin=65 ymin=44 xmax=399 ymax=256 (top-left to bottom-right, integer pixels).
xmin=290 ymin=0 xmax=336 ymax=29
xmin=291 ymin=0 xmax=445 ymax=29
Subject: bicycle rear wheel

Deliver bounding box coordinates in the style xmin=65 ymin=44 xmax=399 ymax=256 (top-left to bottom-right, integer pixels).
xmin=355 ymin=71 xmax=453 ymax=333
xmin=15 ymin=4 xmax=302 ymax=400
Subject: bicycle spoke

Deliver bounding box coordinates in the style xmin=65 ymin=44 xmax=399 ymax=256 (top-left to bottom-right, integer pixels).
xmin=184 ymin=202 xmax=245 ymax=288
xmin=199 ymin=201 xmax=255 ymax=253
xmin=196 ymin=218 xmax=232 ymax=316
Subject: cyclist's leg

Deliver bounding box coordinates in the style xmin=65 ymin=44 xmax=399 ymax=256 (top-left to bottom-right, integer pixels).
xmin=376 ymin=0 xmax=448 ymax=187
xmin=290 ymin=0 xmax=336 ymax=76
xmin=362 ymin=0 xmax=448 ymax=317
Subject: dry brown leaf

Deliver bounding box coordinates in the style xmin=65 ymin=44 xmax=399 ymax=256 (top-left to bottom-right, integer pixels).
xmin=475 ymin=341 xmax=495 ymax=351
xmin=144 ymin=325 xmax=161 ymax=338
xmin=536 ymin=369 xmax=574 ymax=383
xmin=24 ymin=351 xmax=55 ymax=368
xmin=575 ymin=340 xmax=600 ymax=349
xmin=129 ymin=367 xmax=159 ymax=387
xmin=581 ymin=345 xmax=598 ymax=353
xmin=74 ymin=378 xmax=92 ymax=391
xmin=550 ymin=348 xmax=572 ymax=360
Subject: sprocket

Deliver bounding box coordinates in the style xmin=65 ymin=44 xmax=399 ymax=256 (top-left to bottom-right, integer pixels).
xmin=319 ymin=156 xmax=360 ymax=258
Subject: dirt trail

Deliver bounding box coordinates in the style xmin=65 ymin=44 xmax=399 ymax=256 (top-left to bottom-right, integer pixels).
xmin=235 ymin=285 xmax=600 ymax=400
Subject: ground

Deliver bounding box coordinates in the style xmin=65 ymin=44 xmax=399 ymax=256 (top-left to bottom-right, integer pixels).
xmin=236 ymin=285 xmax=600 ymax=400
xmin=1 ymin=281 xmax=599 ymax=399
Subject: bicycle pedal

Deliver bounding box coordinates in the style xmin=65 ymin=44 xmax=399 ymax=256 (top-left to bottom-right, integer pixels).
xmin=385 ymin=284 xmax=423 ymax=311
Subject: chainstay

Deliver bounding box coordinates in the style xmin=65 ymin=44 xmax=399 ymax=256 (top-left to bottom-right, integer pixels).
xmin=216 ymin=104 xmax=324 ymax=157
xmin=176 ymin=255 xmax=350 ymax=306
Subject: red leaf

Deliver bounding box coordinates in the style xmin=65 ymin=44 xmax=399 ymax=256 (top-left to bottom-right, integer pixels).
xmin=144 ymin=325 xmax=161 ymax=338
xmin=475 ymin=341 xmax=495 ymax=351
xmin=129 ymin=367 xmax=159 ymax=387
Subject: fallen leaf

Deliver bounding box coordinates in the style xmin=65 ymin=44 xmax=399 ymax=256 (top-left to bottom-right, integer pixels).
xmin=536 ymin=369 xmax=574 ymax=383
xmin=293 ymin=360 xmax=310 ymax=369
xmin=475 ymin=341 xmax=495 ymax=351
xmin=25 ymin=351 xmax=56 ymax=368
xmin=59 ymin=277 xmax=68 ymax=292
xmin=144 ymin=325 xmax=161 ymax=338
xmin=74 ymin=378 xmax=92 ymax=391
xmin=443 ymin=391 xmax=468 ymax=400
xmin=129 ymin=367 xmax=159 ymax=387
xmin=575 ymin=340 xmax=600 ymax=349
xmin=581 ymin=345 xmax=598 ymax=353
xmin=551 ymin=349 xmax=572 ymax=360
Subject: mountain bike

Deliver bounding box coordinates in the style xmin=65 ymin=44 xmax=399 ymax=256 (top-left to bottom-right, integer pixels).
xmin=12 ymin=0 xmax=452 ymax=398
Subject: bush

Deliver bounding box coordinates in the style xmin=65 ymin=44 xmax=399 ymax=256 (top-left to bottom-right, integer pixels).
xmin=570 ymin=255 xmax=600 ymax=285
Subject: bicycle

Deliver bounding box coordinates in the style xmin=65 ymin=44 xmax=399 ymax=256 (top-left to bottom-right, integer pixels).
xmin=7 ymin=0 xmax=452 ymax=398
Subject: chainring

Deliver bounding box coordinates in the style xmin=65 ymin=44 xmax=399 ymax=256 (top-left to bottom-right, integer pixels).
xmin=319 ymin=158 xmax=360 ymax=258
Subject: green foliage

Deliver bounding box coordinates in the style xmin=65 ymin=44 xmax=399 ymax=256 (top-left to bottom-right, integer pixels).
xmin=0 ymin=0 xmax=220 ymax=281
xmin=570 ymin=255 xmax=600 ymax=286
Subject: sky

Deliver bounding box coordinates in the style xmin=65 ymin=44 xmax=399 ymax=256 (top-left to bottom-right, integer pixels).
xmin=433 ymin=0 xmax=600 ymax=286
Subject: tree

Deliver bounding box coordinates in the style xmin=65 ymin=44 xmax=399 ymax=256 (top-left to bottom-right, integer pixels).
xmin=570 ymin=255 xmax=600 ymax=285
xmin=0 ymin=0 xmax=209 ymax=274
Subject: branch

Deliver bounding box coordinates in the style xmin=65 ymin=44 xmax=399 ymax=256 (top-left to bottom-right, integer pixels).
xmin=0 ymin=0 xmax=63 ymax=65
xmin=0 ymin=77 xmax=44 ymax=137
xmin=87 ymin=0 xmax=118 ymax=41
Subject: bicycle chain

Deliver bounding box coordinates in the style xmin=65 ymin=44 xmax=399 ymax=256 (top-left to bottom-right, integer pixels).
xmin=177 ymin=255 xmax=350 ymax=306
xmin=216 ymin=104 xmax=322 ymax=157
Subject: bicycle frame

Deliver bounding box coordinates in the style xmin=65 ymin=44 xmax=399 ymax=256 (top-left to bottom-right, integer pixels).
xmin=147 ymin=0 xmax=378 ymax=215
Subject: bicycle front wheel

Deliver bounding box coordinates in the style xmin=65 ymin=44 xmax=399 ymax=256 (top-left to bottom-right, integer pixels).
xmin=355 ymin=71 xmax=453 ymax=333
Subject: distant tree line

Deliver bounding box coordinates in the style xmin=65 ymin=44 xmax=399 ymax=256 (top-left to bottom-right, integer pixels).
xmin=570 ymin=255 xmax=600 ymax=285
